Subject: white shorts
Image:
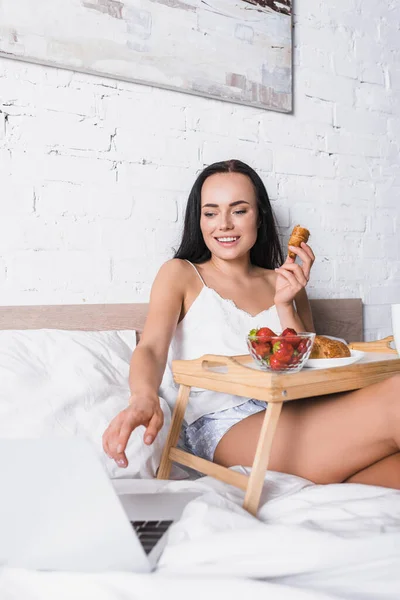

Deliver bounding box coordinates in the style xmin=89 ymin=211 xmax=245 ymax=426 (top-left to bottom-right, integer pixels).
xmin=183 ymin=400 xmax=266 ymax=462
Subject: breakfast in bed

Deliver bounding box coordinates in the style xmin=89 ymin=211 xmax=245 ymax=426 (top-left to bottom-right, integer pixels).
xmin=247 ymin=326 xmax=357 ymax=372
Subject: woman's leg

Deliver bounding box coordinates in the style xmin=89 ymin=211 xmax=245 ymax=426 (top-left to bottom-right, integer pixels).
xmin=345 ymin=452 xmax=400 ymax=488
xmin=213 ymin=375 xmax=400 ymax=487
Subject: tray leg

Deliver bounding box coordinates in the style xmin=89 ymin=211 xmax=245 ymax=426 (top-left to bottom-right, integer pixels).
xmin=243 ymin=401 xmax=283 ymax=516
xmin=157 ymin=384 xmax=191 ymax=480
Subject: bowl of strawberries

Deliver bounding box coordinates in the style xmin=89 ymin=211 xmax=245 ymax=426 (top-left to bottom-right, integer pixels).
xmin=247 ymin=327 xmax=316 ymax=373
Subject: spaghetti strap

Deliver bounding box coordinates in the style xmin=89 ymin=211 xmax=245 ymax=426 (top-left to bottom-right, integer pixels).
xmin=185 ymin=259 xmax=206 ymax=287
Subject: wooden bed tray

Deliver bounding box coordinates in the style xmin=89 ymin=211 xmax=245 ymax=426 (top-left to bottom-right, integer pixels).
xmin=157 ymin=340 xmax=399 ymax=515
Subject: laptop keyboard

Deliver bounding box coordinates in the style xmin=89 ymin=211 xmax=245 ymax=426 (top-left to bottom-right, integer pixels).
xmin=131 ymin=520 xmax=173 ymax=555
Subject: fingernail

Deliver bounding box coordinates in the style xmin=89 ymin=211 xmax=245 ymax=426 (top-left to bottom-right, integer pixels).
xmin=145 ymin=435 xmax=153 ymax=445
xmin=117 ymin=459 xmax=126 ymax=467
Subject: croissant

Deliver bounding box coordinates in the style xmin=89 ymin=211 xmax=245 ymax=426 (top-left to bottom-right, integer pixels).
xmin=288 ymin=225 xmax=310 ymax=259
xmin=309 ymin=336 xmax=351 ymax=359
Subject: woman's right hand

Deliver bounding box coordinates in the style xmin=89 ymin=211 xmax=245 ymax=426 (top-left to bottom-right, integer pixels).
xmin=102 ymin=392 xmax=164 ymax=468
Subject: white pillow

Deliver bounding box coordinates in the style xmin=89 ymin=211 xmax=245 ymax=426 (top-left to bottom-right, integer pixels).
xmin=0 ymin=329 xmax=171 ymax=479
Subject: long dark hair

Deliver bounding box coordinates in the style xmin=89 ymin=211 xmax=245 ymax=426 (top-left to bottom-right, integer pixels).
xmin=174 ymin=159 xmax=284 ymax=268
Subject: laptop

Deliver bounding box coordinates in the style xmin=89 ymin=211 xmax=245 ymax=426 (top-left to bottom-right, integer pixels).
xmin=0 ymin=438 xmax=200 ymax=572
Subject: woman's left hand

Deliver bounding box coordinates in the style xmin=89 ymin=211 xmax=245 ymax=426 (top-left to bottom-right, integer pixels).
xmin=274 ymin=242 xmax=315 ymax=307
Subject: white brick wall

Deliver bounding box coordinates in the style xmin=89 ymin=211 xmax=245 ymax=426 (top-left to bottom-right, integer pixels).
xmin=0 ymin=1 xmax=399 ymax=341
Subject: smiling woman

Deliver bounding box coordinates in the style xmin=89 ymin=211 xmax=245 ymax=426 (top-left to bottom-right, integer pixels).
xmin=103 ymin=159 xmax=400 ymax=494
xmin=103 ymin=158 xmax=316 ymax=464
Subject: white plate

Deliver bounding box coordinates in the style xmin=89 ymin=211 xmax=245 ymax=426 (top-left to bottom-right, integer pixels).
xmin=305 ymin=349 xmax=365 ymax=370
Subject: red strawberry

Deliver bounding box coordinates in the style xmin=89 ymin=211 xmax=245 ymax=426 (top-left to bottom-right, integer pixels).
xmin=258 ymin=341 xmax=272 ymax=358
xmin=297 ymin=339 xmax=311 ymax=356
xmin=270 ymin=354 xmax=285 ymax=370
xmin=281 ymin=327 xmax=301 ymax=348
xmin=251 ymin=340 xmax=272 ymax=358
xmin=256 ymin=327 xmax=276 ymax=340
xmin=281 ymin=327 xmax=297 ymax=337
xmin=272 ymin=340 xmax=294 ymax=363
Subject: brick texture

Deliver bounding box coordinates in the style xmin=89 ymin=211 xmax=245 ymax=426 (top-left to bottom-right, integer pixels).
xmin=0 ymin=2 xmax=399 ymax=340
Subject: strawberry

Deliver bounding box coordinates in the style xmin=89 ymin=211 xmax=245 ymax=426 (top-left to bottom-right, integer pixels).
xmin=254 ymin=341 xmax=272 ymax=358
xmin=281 ymin=327 xmax=297 ymax=337
xmin=297 ymin=339 xmax=311 ymax=356
xmin=248 ymin=327 xmax=275 ymax=361
xmin=270 ymin=354 xmax=285 ymax=370
xmin=250 ymin=339 xmax=272 ymax=357
xmin=272 ymin=340 xmax=294 ymax=363
xmin=255 ymin=327 xmax=276 ymax=340
xmin=281 ymin=327 xmax=301 ymax=348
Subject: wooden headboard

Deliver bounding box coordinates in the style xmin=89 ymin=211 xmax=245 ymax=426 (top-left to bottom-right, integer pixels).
xmin=0 ymin=299 xmax=364 ymax=341
xmin=0 ymin=304 xmax=148 ymax=332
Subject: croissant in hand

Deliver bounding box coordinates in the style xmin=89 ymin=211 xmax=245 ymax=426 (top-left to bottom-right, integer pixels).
xmin=288 ymin=225 xmax=310 ymax=259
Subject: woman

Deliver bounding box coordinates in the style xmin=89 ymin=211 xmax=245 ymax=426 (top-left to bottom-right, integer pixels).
xmin=103 ymin=159 xmax=400 ymax=488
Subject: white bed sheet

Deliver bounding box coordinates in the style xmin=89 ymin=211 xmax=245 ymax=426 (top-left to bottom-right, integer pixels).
xmin=1 ymin=469 xmax=400 ymax=600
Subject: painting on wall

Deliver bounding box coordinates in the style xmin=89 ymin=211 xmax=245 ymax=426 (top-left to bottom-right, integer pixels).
xmin=0 ymin=0 xmax=292 ymax=112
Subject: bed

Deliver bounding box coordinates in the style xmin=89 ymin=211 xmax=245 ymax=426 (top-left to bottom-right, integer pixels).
xmin=1 ymin=300 xmax=400 ymax=600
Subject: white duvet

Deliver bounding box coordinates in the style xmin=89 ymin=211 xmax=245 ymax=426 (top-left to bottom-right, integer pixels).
xmin=1 ymin=329 xmax=399 ymax=598
xmin=0 ymin=329 xmax=171 ymax=479
xmin=1 ymin=469 xmax=400 ymax=600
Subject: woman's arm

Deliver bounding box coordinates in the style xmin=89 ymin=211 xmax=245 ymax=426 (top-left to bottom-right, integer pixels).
xmin=129 ymin=259 xmax=186 ymax=397
xmin=102 ymin=259 xmax=187 ymax=466
xmin=276 ymin=287 xmax=315 ymax=333
xmin=274 ymin=242 xmax=316 ymax=332
xmin=294 ymin=287 xmax=315 ymax=332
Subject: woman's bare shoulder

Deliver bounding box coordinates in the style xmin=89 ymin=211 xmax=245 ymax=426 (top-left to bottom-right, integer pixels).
xmin=157 ymin=258 xmax=193 ymax=279
xmin=153 ymin=258 xmax=195 ymax=291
